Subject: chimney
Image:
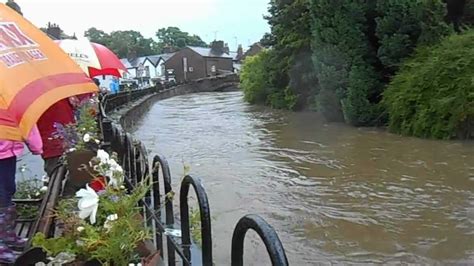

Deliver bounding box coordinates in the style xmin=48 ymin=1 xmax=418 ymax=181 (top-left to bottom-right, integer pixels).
xmin=210 ymin=40 xmax=224 ymax=54
xmin=162 ymin=45 xmax=176 ymax=54
xmin=6 ymin=0 xmax=22 ymax=16
xmin=46 ymin=23 xmax=62 ymax=40
xmin=223 ymin=43 xmax=229 ymax=54
xmin=237 ymin=44 xmax=243 ymax=60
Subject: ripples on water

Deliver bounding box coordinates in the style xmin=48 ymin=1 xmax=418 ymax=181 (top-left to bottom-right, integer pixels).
xmin=133 ymin=91 xmax=474 ymax=265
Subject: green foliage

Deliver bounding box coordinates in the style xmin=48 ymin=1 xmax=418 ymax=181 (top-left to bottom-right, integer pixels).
xmin=240 ymin=51 xmax=271 ymax=104
xmin=33 ymin=150 xmax=153 ymax=265
xmin=189 ymin=208 xmax=202 ymax=248
xmin=33 ymin=181 xmax=151 ymax=265
xmin=85 ymin=28 xmax=160 ymax=58
xmin=310 ymin=0 xmax=382 ymax=125
xmin=240 ymin=0 xmax=315 ymax=111
xmin=14 ymin=167 xmax=47 ymax=219
xmin=308 ymin=0 xmax=450 ymax=126
xmin=156 ymin=27 xmax=208 ymax=50
xmin=84 ymin=26 xmax=207 ymax=58
xmin=375 ymin=0 xmax=450 ymax=73
xmin=384 ymin=30 xmax=474 ymax=139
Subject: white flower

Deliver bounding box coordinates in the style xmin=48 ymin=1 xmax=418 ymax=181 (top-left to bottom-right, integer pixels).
xmin=95 ymin=139 xmax=101 ymax=144
xmin=40 ymin=186 xmax=48 ymax=192
xmin=105 ymin=159 xmax=124 ymax=187
xmin=68 ymin=148 xmax=77 ymax=153
xmin=104 ymin=214 xmax=119 ymax=230
xmin=109 ymin=159 xmax=123 ymax=173
xmin=83 ymin=133 xmax=91 ymax=143
xmin=77 ymin=226 xmax=85 ymax=232
xmin=96 ymin=149 xmax=110 ymax=164
xmin=76 ymin=185 xmax=99 ymax=224
xmin=42 ymin=175 xmax=49 ymax=183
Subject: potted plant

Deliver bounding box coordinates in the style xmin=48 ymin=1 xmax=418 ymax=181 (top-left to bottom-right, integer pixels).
xmin=53 ymin=97 xmax=102 ymax=196
xmin=13 ymin=165 xmax=48 ymax=220
xmin=32 ymin=149 xmax=160 ymax=265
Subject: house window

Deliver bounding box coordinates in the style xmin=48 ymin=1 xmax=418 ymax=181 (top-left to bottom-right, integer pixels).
xmin=183 ymin=57 xmax=188 ymax=72
xmin=211 ymin=65 xmax=216 ymax=72
xmin=145 ymin=66 xmax=150 ymax=77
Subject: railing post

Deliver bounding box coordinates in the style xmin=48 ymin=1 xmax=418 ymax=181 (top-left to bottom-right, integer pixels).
xmin=151 ymin=157 xmax=163 ymax=258
xmin=153 ymin=155 xmax=176 ymax=266
xmin=231 ymin=215 xmax=288 ymax=266
xmin=180 ymin=175 xmax=212 ymax=266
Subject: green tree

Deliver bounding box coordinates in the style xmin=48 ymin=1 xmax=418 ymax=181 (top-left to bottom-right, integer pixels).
xmin=376 ymin=0 xmax=450 ymax=74
xmin=84 ymin=28 xmax=161 ymax=58
xmin=84 ymin=27 xmax=110 ymax=46
xmin=156 ymin=27 xmax=207 ymax=49
xmin=310 ymin=0 xmax=450 ymax=125
xmin=242 ymin=0 xmax=315 ymax=110
xmin=310 ymin=0 xmax=381 ymax=125
xmin=241 ymin=50 xmax=271 ymax=104
xmin=384 ymin=30 xmax=474 ymax=139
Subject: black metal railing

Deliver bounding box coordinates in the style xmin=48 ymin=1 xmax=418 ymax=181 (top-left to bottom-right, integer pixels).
xmin=231 ymin=215 xmax=289 ymax=266
xmin=180 ymin=175 xmax=213 ymax=266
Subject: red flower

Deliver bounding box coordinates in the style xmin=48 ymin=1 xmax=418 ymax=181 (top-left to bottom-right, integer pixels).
xmin=89 ymin=176 xmax=106 ymax=192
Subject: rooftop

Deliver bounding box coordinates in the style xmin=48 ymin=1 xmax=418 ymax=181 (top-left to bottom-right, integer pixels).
xmin=120 ymin=52 xmax=176 ymax=68
xmin=187 ymin=46 xmax=232 ymax=59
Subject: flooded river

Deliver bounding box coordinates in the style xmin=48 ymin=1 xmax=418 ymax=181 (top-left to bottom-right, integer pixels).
xmin=132 ymin=91 xmax=474 ymax=265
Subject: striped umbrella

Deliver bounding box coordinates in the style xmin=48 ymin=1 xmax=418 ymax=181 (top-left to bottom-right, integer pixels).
xmin=0 ymin=4 xmax=97 ymax=141
xmin=55 ymin=39 xmax=126 ymax=78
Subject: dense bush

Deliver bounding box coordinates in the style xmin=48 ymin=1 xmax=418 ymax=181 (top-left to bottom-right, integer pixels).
xmin=384 ymin=31 xmax=474 ymax=139
xmin=310 ymin=0 xmax=449 ymax=126
xmin=240 ymin=50 xmax=272 ymax=104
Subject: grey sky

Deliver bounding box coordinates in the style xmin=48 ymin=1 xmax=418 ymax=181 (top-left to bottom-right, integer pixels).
xmin=16 ymin=0 xmax=270 ymax=52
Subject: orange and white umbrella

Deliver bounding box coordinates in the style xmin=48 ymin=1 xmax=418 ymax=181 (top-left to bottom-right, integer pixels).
xmin=55 ymin=39 xmax=126 ymax=78
xmin=0 ymin=4 xmax=97 ymax=141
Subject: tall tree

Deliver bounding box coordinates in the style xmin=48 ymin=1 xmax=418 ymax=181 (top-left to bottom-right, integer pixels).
xmin=310 ymin=0 xmax=449 ymax=125
xmin=156 ymin=27 xmax=207 ymax=50
xmin=84 ymin=28 xmax=160 ymax=58
xmin=84 ymin=27 xmax=110 ymax=46
xmin=263 ymin=0 xmax=316 ymax=110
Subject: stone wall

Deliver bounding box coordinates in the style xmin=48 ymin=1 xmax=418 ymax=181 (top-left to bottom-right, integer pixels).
xmin=109 ymin=74 xmax=239 ymax=131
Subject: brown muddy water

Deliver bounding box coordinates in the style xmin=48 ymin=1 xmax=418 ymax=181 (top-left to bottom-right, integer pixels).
xmin=132 ymin=91 xmax=474 ymax=265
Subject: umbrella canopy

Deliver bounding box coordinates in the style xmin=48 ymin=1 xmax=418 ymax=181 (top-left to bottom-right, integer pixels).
xmin=55 ymin=39 xmax=127 ymax=78
xmin=0 ymin=4 xmax=97 ymax=141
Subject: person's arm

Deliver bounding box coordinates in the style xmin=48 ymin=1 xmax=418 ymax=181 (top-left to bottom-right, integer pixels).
xmin=25 ymin=125 xmax=43 ymax=155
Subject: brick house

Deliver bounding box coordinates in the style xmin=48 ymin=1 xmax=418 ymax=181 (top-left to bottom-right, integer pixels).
xmin=164 ymin=41 xmax=233 ymax=83
xmin=240 ymin=42 xmax=264 ymax=61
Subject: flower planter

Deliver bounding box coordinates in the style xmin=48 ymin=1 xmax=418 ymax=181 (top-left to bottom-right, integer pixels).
xmin=64 ymin=150 xmax=97 ymax=196
xmin=16 ymin=245 xmax=160 ymax=266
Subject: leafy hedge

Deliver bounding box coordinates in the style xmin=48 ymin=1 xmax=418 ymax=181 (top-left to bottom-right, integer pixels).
xmin=384 ymin=31 xmax=474 ymax=139
xmin=240 ymin=50 xmax=271 ymax=104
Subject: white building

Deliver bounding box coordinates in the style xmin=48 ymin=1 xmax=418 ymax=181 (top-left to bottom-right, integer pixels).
xmin=119 ymin=53 xmax=175 ymax=88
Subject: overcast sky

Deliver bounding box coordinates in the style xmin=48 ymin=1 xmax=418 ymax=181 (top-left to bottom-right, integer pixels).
xmin=15 ymin=0 xmax=270 ymax=51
